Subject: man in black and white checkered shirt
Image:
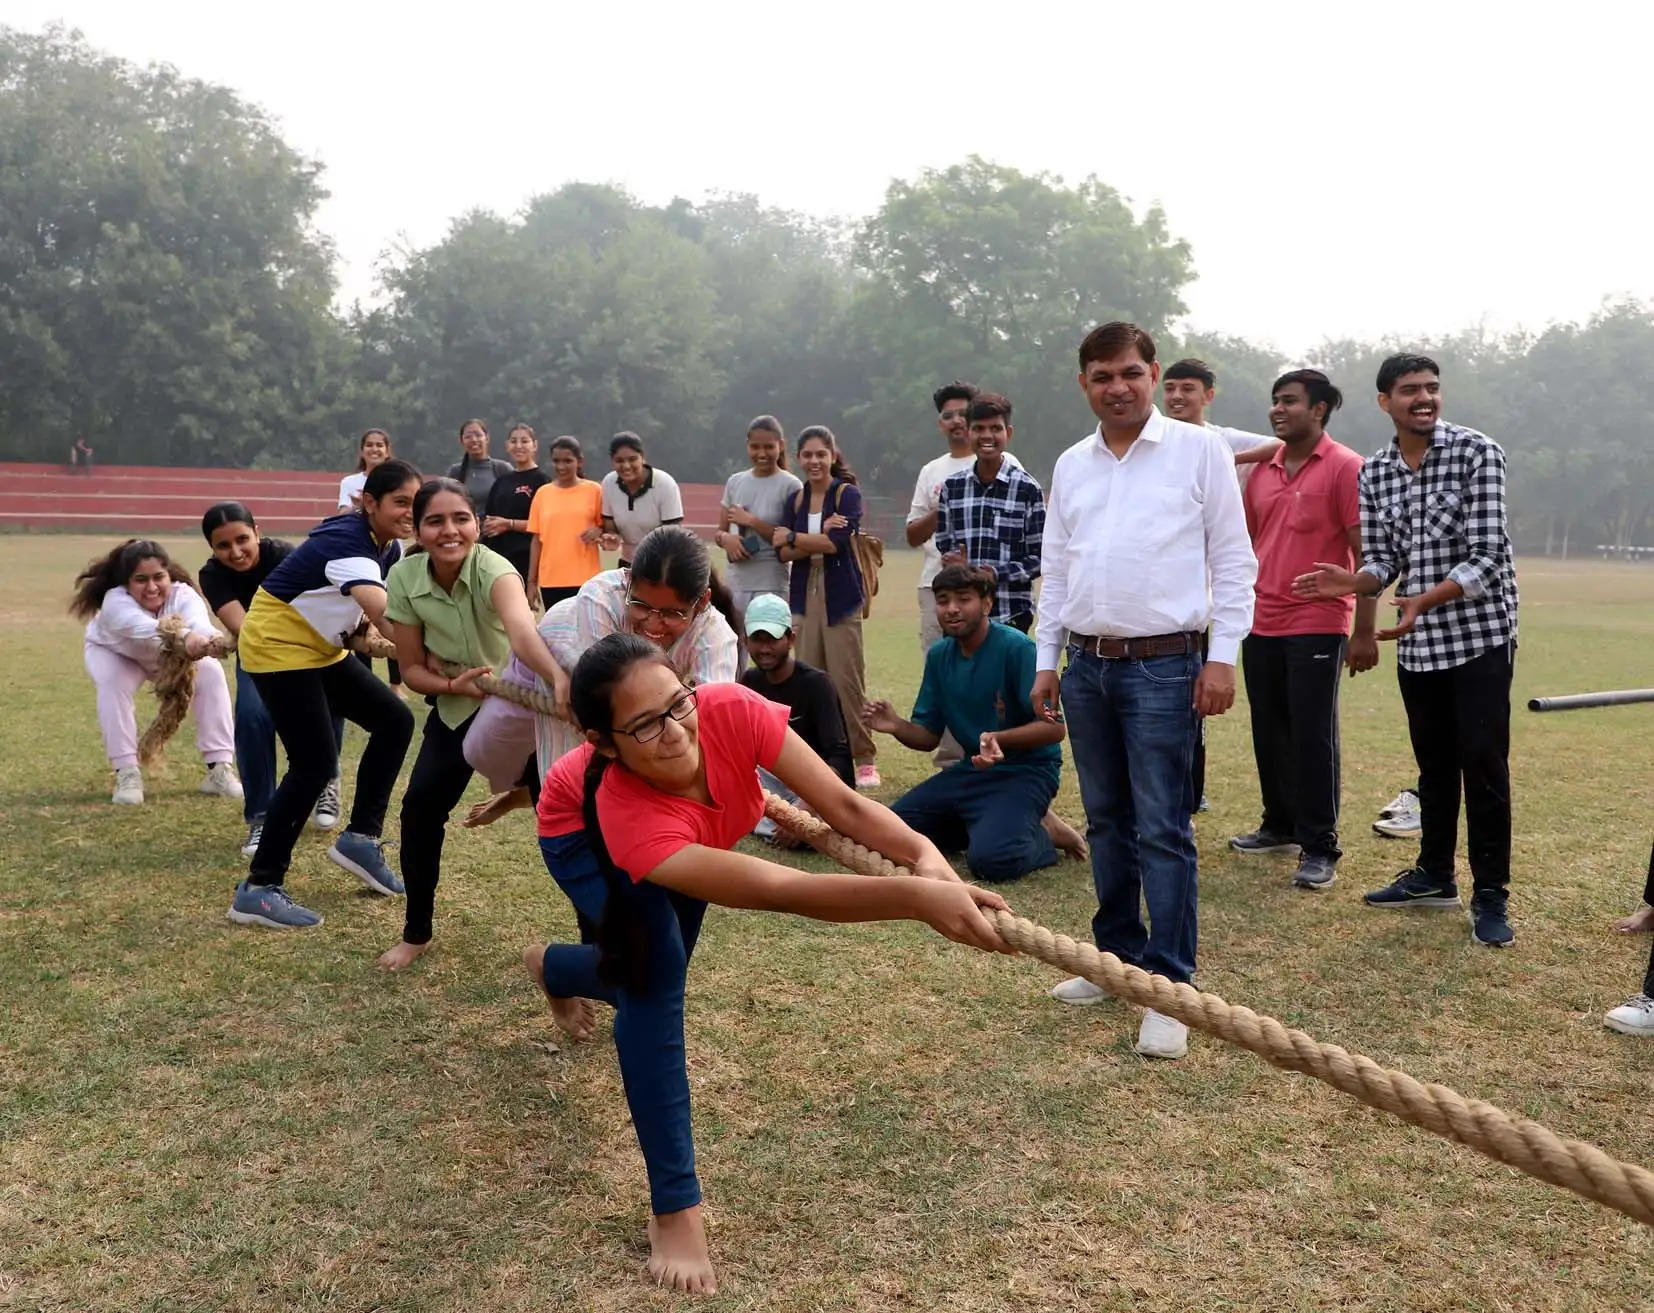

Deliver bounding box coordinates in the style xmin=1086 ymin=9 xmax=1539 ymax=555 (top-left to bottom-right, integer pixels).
xmin=1293 ymin=353 xmax=1517 ymax=948
xmin=934 ymin=392 xmax=1045 ymax=632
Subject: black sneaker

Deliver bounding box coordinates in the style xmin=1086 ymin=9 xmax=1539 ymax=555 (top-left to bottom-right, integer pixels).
xmin=1229 ymin=829 xmax=1299 ymax=854
xmin=1292 ymin=854 xmax=1337 ymax=890
xmin=1471 ymin=891 xmax=1514 ymax=947
xmin=1363 ymin=867 xmax=1460 ymax=908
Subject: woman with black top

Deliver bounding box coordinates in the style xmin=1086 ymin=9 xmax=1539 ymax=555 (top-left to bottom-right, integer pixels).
xmin=198 ymin=502 xmax=344 ymax=856
xmin=446 ymin=418 xmax=515 ymax=509
xmin=481 ymin=422 xmax=549 ymax=582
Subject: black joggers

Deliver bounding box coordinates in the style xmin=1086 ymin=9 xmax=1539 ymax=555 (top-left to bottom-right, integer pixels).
xmin=1397 ymin=642 xmax=1513 ymax=899
xmin=1242 ymin=632 xmax=1346 ymax=859
xmin=248 ymin=657 xmax=414 ymax=886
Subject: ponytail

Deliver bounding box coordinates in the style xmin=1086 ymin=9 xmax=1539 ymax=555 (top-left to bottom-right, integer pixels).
xmin=581 ymin=753 xmax=652 ymax=992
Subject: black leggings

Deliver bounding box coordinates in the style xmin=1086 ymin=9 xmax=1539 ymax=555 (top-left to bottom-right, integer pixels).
xmin=356 ymin=649 xmax=401 ymax=686
xmin=248 ymin=658 xmax=414 ymax=886
xmin=1642 ymin=841 xmax=1654 ymax=997
xmin=402 ymin=707 xmax=544 ymax=945
xmin=540 ymin=585 xmax=580 ymax=610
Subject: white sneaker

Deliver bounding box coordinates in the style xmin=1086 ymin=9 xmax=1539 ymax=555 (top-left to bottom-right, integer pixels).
xmin=111 ymin=765 xmax=144 ymax=805
xmin=1134 ymin=1009 xmax=1189 ymax=1059
xmin=200 ymin=762 xmax=244 ymax=799
xmin=1049 ymin=976 xmax=1111 ymax=1006
xmin=1604 ymin=994 xmax=1654 ymax=1037
xmin=312 ymin=777 xmax=341 ymax=830
xmin=240 ymin=821 xmax=264 ymax=858
xmin=1373 ymin=788 xmax=1421 ymax=838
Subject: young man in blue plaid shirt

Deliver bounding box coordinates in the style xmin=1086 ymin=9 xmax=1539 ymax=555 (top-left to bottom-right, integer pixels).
xmin=934 ymin=393 xmax=1045 ymax=632
xmin=1294 ymin=354 xmax=1517 ymax=947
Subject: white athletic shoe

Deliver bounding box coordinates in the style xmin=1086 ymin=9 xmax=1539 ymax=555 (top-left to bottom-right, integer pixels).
xmin=312 ymin=777 xmax=341 ymax=830
xmin=1049 ymin=976 xmax=1111 ymax=1006
xmin=1134 ymin=1009 xmax=1189 ymax=1059
xmin=240 ymin=821 xmax=264 ymax=858
xmin=1373 ymin=788 xmax=1421 ymax=838
xmin=199 ymin=762 xmax=244 ymax=799
xmin=111 ymin=765 xmax=144 ymax=805
xmin=1604 ymin=994 xmax=1654 ymax=1037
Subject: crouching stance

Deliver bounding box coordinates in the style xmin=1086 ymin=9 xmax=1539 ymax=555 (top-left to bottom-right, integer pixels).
xmin=528 ymin=634 xmax=1012 ymax=1294
xmin=861 ymin=564 xmax=1082 ymax=881
xmin=72 ymin=539 xmax=239 ymax=805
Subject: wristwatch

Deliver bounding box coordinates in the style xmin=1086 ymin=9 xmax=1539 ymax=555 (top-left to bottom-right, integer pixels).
xmin=787 ymin=530 xmax=798 ymax=547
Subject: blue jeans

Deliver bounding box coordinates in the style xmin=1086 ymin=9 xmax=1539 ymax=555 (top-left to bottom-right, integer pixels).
xmin=891 ymin=765 xmax=1058 ymax=882
xmin=234 ymin=659 xmax=344 ymax=824
xmin=537 ymin=831 xmax=708 ymax=1216
xmin=1061 ymin=648 xmax=1201 ymax=983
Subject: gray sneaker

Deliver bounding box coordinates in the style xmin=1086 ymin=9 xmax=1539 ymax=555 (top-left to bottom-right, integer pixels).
xmin=227 ymin=880 xmax=323 ymax=929
xmin=328 ymin=831 xmax=403 ymax=896
xmin=240 ymin=821 xmax=264 ymax=858
xmin=1292 ymin=854 xmax=1338 ymax=890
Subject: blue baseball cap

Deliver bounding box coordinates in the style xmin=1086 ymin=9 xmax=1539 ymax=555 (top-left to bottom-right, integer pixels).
xmin=743 ymin=593 xmax=793 ymax=638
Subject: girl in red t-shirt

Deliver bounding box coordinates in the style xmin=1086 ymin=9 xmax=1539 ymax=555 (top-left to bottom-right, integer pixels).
xmin=528 ymin=632 xmax=1012 ymax=1295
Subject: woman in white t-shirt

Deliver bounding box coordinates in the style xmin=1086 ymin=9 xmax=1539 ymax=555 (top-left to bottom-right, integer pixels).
xmin=337 ymin=428 xmax=393 ymax=511
xmin=600 ymin=432 xmax=685 ymax=567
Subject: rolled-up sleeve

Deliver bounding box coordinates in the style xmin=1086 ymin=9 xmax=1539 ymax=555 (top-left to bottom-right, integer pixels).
xmin=1446 ymin=442 xmax=1507 ymax=601
xmin=1201 ymin=436 xmax=1257 ymax=666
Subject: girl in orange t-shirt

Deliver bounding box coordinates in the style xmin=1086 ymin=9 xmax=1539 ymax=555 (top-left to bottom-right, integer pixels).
xmin=526 ymin=634 xmax=1012 ymax=1296
xmin=525 ymin=435 xmax=603 ymax=609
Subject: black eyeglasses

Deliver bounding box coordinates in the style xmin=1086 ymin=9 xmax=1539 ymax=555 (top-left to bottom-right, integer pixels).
xmin=626 ymin=596 xmax=696 ymax=625
xmin=617 ymin=690 xmax=697 ymax=743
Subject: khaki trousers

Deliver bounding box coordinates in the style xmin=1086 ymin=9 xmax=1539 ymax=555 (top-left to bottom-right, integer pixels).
xmin=794 ymin=560 xmax=876 ymax=765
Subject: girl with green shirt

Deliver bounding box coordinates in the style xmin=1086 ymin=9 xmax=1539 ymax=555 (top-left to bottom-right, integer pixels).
xmin=378 ymin=477 xmax=566 ymax=971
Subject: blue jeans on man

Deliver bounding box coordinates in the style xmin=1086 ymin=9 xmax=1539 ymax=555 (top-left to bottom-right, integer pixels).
xmin=891 ymin=765 xmax=1058 ymax=883
xmin=1060 ymin=648 xmax=1201 ymax=983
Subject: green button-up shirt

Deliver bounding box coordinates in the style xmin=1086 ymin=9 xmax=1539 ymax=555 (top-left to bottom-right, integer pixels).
xmin=384 ymin=544 xmax=518 ymax=728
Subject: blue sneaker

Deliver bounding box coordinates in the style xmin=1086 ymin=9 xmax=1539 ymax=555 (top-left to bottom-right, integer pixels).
xmin=1363 ymin=867 xmax=1459 ymax=909
xmin=328 ymin=831 xmax=404 ymax=896
xmin=227 ymin=880 xmax=323 ymax=929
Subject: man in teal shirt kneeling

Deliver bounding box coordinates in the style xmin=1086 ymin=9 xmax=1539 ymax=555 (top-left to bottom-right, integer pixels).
xmin=862 ymin=564 xmax=1079 ymax=881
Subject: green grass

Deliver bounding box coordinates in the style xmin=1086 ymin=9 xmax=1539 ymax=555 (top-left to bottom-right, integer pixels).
xmin=4 ymin=536 xmax=1654 ymax=1311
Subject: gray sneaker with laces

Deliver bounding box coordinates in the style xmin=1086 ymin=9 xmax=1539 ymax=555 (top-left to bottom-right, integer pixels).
xmin=240 ymin=821 xmax=264 ymax=858
xmin=312 ymin=777 xmax=341 ymax=830
xmin=328 ymin=831 xmax=403 ymax=896
xmin=227 ymin=880 xmax=323 ymax=929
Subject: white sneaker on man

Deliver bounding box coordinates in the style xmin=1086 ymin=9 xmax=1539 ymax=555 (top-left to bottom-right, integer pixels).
xmin=111 ymin=765 xmax=144 ymax=805
xmin=1049 ymin=976 xmax=1110 ymax=1005
xmin=1134 ymin=1009 xmax=1189 ymax=1059
xmin=1372 ymin=788 xmax=1421 ymax=838
xmin=199 ymin=762 xmax=244 ymax=799
xmin=1604 ymin=994 xmax=1654 ymax=1037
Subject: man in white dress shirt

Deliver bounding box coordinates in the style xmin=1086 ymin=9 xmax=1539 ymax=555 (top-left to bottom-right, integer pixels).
xmin=1032 ymin=323 xmax=1258 ymax=1059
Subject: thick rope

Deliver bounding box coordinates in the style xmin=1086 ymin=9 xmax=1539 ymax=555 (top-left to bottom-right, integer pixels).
xmin=759 ymin=792 xmax=1654 ymax=1230
xmin=141 ymin=615 xmax=197 ymax=764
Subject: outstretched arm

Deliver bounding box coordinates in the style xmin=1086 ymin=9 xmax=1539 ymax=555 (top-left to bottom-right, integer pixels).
xmin=644 ymin=844 xmax=1011 ymax=955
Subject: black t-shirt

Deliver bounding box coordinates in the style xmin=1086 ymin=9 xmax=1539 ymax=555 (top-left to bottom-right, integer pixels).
xmin=739 ymin=660 xmax=854 ymax=786
xmin=482 ymin=466 xmax=551 ymax=579
xmin=199 ymin=537 xmax=296 ymax=613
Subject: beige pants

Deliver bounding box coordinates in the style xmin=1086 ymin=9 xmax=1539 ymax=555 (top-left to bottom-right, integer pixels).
xmin=916 ymin=583 xmax=963 ymax=767
xmin=795 ymin=560 xmax=876 ymax=765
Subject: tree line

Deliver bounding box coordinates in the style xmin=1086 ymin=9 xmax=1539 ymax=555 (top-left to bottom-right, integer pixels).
xmin=3 ymin=26 xmax=1649 ymax=553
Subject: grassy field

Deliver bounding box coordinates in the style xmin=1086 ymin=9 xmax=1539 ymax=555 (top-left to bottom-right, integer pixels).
xmin=4 ymin=535 xmax=1654 ymax=1312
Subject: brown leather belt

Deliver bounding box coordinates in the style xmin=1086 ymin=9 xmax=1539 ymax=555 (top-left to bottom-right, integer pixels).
xmin=1069 ymin=631 xmax=1202 ymax=660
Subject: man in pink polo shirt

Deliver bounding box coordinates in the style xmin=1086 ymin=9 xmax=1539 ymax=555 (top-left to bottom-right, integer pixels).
xmin=1229 ymin=369 xmax=1376 ymax=889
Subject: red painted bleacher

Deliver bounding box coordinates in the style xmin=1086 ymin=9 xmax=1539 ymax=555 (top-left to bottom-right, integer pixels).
xmin=0 ymin=462 xmax=725 ymax=536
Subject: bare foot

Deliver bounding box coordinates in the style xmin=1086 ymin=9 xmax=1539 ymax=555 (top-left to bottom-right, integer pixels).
xmin=1616 ymin=905 xmax=1654 ymax=934
xmin=1043 ymin=809 xmax=1089 ymax=862
xmin=462 ymin=787 xmax=531 ymax=828
xmin=377 ymin=940 xmax=430 ymax=971
xmin=646 ymin=1206 xmax=716 ymax=1294
xmin=522 ymin=943 xmax=596 ymax=1041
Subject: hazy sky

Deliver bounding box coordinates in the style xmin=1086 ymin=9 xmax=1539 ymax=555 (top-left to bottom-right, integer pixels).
xmin=11 ymin=1 xmax=1652 ymax=354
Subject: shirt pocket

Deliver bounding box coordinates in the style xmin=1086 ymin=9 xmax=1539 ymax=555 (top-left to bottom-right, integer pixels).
xmin=1423 ymin=489 xmax=1462 ymax=540
xmin=1288 ymin=491 xmax=1330 ymax=535
xmin=993 ymin=504 xmax=1026 ymax=548
xmin=1130 ymin=484 xmax=1203 ymax=555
